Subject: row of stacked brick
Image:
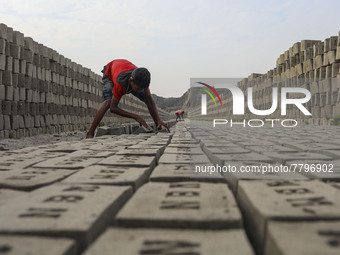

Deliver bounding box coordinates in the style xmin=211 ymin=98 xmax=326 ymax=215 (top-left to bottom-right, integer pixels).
xmin=191 ymin=32 xmax=340 ymax=125
xmin=0 ymin=23 xmax=162 ymax=139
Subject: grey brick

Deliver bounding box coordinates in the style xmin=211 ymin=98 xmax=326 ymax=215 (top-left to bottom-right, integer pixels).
xmin=12 ymin=73 xmax=18 ymax=87
xmin=150 ymin=163 xmax=226 ymax=183
xmin=265 ymin=221 xmax=340 ymax=255
xmin=9 ymin=43 xmax=20 ymax=58
xmin=19 ymin=59 xmax=26 ymax=74
xmin=19 ymin=88 xmax=26 ymax=101
xmin=0 ymin=84 xmax=5 ymax=100
xmin=0 ymin=54 xmax=5 ymax=70
xmin=0 ymin=23 xmax=8 ymax=40
xmin=6 ymin=56 xmax=12 ymax=71
xmin=26 ymin=63 xmax=33 ymax=77
xmin=0 ymin=184 xmax=132 ymax=252
xmin=25 ymin=76 xmax=32 ymax=89
xmin=6 ymin=26 xmax=13 ymax=43
xmin=5 ymin=85 xmax=13 ymax=100
xmin=24 ymin=37 xmax=34 ymax=51
xmin=24 ymin=114 xmax=34 ymax=128
xmin=24 ymin=49 xmax=34 ymax=63
xmin=116 ymin=182 xmax=242 ymax=229
xmin=13 ymin=58 xmax=19 ymax=73
xmin=13 ymin=31 xmax=24 ymax=46
xmin=63 ymin=165 xmax=151 ymax=191
xmin=17 ymin=101 xmax=25 ymax=115
xmin=11 ymin=101 xmax=17 ymax=115
xmin=0 ymin=39 xmax=5 ymax=54
xmin=3 ymin=115 xmax=10 ymax=129
xmin=98 ymin=155 xmax=157 ymax=169
xmin=84 ymin=228 xmax=253 ymax=255
xmin=0 ymin=236 xmax=77 ymax=255
xmin=11 ymin=115 xmax=19 ymax=130
xmin=237 ymin=180 xmax=340 ymax=254
xmin=2 ymin=100 xmax=11 ymax=114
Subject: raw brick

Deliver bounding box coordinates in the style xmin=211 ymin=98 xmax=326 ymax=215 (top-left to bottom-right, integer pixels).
xmin=0 ymin=54 xmax=5 ymax=70
xmin=116 ymin=182 xmax=242 ymax=229
xmin=0 ymin=235 xmax=77 ymax=255
xmin=265 ymin=221 xmax=340 ymax=255
xmin=0 ymin=184 xmax=133 ymax=252
xmin=9 ymin=43 xmax=20 ymax=58
xmin=237 ymin=179 xmax=340 ymax=254
xmin=62 ymin=165 xmax=151 ymax=191
xmin=84 ymin=228 xmax=253 ymax=255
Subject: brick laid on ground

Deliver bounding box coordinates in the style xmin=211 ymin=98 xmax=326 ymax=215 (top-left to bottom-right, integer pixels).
xmin=236 ymin=179 xmax=340 ymax=254
xmin=158 ymin=153 xmax=211 ymax=164
xmin=150 ymin=163 xmax=226 ymax=183
xmin=0 ymin=184 xmax=133 ymax=252
xmin=264 ymin=221 xmax=340 ymax=255
xmin=0 ymin=155 xmax=63 ymax=171
xmin=98 ymin=155 xmax=156 ymax=169
xmin=209 ymin=152 xmax=275 ymax=165
xmin=264 ymin=151 xmax=333 ymax=163
xmin=221 ymin=161 xmax=306 ymax=193
xmin=62 ymin=165 xmax=151 ymax=190
xmin=0 ymin=189 xmax=26 ymax=205
xmin=116 ymin=147 xmax=163 ymax=161
xmin=163 ymin=145 xmax=205 ymax=155
xmin=84 ymin=228 xmax=254 ymax=255
xmin=32 ymin=156 xmax=102 ymax=169
xmin=0 ymin=168 xmax=78 ymax=191
xmin=0 ymin=235 xmax=77 ymax=255
xmin=115 ymin=182 xmax=242 ymax=229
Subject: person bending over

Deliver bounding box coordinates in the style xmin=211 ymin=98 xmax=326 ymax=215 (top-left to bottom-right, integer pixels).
xmin=86 ymin=59 xmax=169 ymax=138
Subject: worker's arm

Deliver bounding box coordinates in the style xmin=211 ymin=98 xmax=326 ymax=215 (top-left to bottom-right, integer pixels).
xmin=110 ymin=95 xmax=150 ymax=129
xmin=144 ymin=88 xmax=170 ymax=132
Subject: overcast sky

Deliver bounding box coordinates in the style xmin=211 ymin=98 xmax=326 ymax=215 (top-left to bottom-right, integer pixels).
xmin=1 ymin=0 xmax=339 ymax=97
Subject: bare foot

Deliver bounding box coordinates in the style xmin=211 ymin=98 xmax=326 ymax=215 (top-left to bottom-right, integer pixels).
xmin=86 ymin=132 xmax=94 ymax=139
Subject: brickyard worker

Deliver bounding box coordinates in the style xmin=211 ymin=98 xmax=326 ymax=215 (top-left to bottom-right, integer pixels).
xmin=86 ymin=59 xmax=169 ymax=138
xmin=175 ymin=110 xmax=184 ymax=121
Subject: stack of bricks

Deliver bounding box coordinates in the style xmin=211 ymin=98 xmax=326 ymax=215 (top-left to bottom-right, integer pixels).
xmin=192 ymin=32 xmax=340 ymax=124
xmin=0 ymin=23 xmax=166 ymax=139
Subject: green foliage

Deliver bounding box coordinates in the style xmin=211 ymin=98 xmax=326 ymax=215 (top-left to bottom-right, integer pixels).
xmin=330 ymin=115 xmax=340 ymax=126
xmin=9 ymin=131 xmax=15 ymax=139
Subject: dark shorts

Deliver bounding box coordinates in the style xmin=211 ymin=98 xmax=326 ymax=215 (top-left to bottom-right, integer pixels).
xmin=176 ymin=113 xmax=180 ymax=117
xmin=102 ymin=67 xmax=114 ymax=101
xmin=101 ymin=66 xmax=146 ymax=102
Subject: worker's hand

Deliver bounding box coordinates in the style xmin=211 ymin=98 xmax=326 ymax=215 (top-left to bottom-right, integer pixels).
xmin=157 ymin=120 xmax=170 ymax=133
xmin=136 ymin=116 xmax=151 ymax=130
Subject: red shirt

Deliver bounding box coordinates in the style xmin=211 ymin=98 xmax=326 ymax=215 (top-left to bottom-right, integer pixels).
xmin=105 ymin=59 xmax=137 ymax=100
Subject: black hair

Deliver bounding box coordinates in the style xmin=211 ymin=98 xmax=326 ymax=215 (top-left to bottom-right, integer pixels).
xmin=131 ymin=67 xmax=151 ymax=88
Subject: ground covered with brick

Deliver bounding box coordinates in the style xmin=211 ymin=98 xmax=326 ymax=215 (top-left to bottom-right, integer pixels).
xmin=0 ymin=120 xmax=339 ymax=255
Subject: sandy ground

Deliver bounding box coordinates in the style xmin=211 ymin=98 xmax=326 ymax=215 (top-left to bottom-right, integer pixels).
xmin=0 ymin=131 xmax=87 ymax=151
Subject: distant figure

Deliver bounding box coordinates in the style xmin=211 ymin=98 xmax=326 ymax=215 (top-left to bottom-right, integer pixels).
xmin=175 ymin=110 xmax=184 ymax=121
xmin=86 ymin=59 xmax=169 ymax=138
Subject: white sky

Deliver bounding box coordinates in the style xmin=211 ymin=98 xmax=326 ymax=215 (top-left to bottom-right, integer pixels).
xmin=1 ymin=0 xmax=339 ymax=97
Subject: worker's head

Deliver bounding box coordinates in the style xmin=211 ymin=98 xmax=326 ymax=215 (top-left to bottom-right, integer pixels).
xmin=129 ymin=67 xmax=150 ymax=93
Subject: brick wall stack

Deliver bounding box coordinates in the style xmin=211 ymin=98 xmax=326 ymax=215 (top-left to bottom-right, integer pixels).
xmin=191 ymin=32 xmax=340 ymax=124
xmin=0 ymin=23 xmax=171 ymax=139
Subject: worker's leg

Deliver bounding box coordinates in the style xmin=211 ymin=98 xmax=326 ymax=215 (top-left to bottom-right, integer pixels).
xmin=86 ymin=67 xmax=113 ymax=138
xmin=86 ymin=99 xmax=111 ymax=138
